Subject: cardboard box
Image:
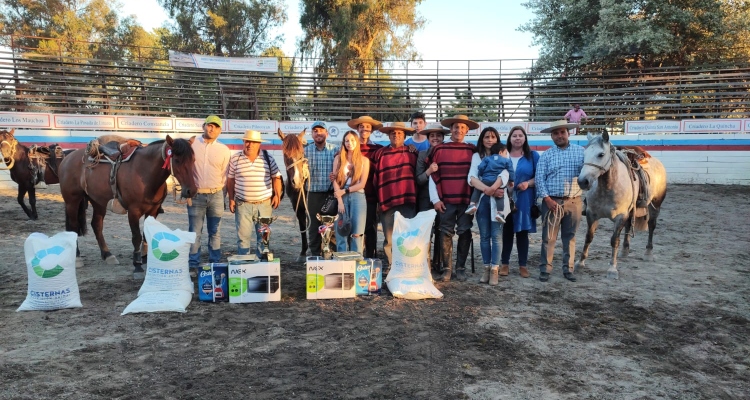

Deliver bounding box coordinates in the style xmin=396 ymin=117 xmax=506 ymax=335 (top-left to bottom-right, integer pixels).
xmin=306 ymin=257 xmax=356 ymax=299
xmin=198 ymin=263 xmax=229 ymax=302
xmin=332 ymin=251 xmax=361 ymax=261
xmin=355 ymin=259 xmax=382 ymax=296
xmin=228 ymin=255 xmax=281 ymax=303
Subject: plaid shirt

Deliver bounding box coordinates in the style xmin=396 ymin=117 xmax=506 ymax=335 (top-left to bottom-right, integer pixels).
xmin=536 ymin=143 xmax=585 ymax=199
xmin=304 ymin=142 xmax=339 ymax=192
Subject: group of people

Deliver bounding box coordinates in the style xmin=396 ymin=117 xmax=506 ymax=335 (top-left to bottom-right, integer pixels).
xmin=185 ymin=111 xmax=587 ymax=285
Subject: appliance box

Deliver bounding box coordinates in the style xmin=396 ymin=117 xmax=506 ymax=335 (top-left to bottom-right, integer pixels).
xmin=354 ymin=259 xmax=382 ymax=296
xmin=306 ymin=257 xmax=356 ymax=299
xmin=198 ymin=263 xmax=229 ymax=302
xmin=228 ymin=256 xmax=281 ymax=303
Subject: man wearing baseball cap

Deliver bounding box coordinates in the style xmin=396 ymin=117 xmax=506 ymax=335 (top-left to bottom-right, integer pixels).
xmin=304 ymin=121 xmax=338 ymax=256
xmin=188 ymin=115 xmax=231 ymax=268
xmin=226 ymin=130 xmax=283 ymax=257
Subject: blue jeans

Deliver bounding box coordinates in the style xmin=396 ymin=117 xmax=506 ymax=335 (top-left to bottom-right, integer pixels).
xmin=235 ymin=198 xmax=272 ymax=257
xmin=335 ymin=191 xmax=367 ymax=254
xmin=476 ymin=194 xmax=503 ymax=265
xmin=381 ymin=204 xmax=417 ymax=265
xmin=188 ymin=191 xmax=224 ymax=266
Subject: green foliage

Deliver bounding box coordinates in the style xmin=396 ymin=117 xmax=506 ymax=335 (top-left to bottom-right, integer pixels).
xmin=520 ymin=0 xmax=750 ymax=73
xmin=298 ymin=0 xmax=425 ymax=74
xmin=442 ymin=90 xmax=501 ymax=122
xmin=157 ymin=0 xmax=287 ymax=56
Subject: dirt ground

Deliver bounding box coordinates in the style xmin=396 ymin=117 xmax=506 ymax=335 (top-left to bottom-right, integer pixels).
xmin=0 ymin=184 xmax=748 ymax=399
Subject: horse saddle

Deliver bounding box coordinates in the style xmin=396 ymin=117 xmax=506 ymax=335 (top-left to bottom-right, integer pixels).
xmin=618 ymin=147 xmax=653 ymax=209
xmin=88 ymin=139 xmax=142 ymax=163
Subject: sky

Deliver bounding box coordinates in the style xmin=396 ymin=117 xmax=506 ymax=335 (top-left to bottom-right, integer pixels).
xmin=120 ymin=0 xmax=540 ymax=61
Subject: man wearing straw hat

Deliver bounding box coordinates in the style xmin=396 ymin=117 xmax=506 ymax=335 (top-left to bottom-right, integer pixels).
xmin=188 ymin=115 xmax=231 ymax=268
xmin=536 ymin=120 xmax=585 ymax=282
xmin=226 ymin=130 xmax=283 ymax=257
xmin=348 ymin=115 xmax=384 ymax=259
xmin=416 ymin=123 xmax=449 ymax=271
xmin=428 ymin=115 xmax=479 ymax=282
xmin=371 ymin=121 xmax=418 ymax=266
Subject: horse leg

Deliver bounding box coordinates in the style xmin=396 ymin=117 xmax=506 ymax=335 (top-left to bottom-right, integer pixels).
xmin=644 ymin=206 xmax=660 ymax=262
xmin=575 ymin=216 xmax=598 ymax=272
xmin=28 ymin=186 xmax=38 ymax=220
xmin=90 ymin=202 xmax=119 ymax=264
xmin=620 ymin=216 xmax=632 ymax=258
xmin=296 ymin=202 xmax=309 ymax=262
xmin=607 ymin=216 xmax=627 ymax=280
xmin=65 ymin=197 xmax=87 ymax=267
xmin=129 ymin=211 xmax=146 ymax=280
xmin=17 ymin=185 xmax=34 ymax=220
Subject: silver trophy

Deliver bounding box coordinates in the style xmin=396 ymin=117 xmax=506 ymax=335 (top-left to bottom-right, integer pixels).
xmin=253 ymin=215 xmax=279 ymax=261
xmin=316 ymin=213 xmax=338 ymax=260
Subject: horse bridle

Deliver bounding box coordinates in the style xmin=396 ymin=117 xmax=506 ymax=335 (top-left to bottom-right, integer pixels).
xmin=0 ymin=136 xmax=19 ymax=169
xmin=584 ymin=143 xmax=615 ymax=173
xmin=285 ymin=156 xmax=308 ymax=171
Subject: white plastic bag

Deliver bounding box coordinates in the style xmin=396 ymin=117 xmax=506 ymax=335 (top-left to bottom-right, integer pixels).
xmin=121 ymin=290 xmax=192 ymax=314
xmin=385 ymin=210 xmax=443 ymax=300
xmin=138 ymin=216 xmax=196 ymax=295
xmin=18 ymin=231 xmax=82 ymax=311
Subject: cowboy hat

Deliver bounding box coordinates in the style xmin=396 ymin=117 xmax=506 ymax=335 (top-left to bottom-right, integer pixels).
xmin=420 ymin=122 xmax=449 ymax=136
xmin=347 ymin=115 xmax=383 ymax=130
xmin=378 ymin=121 xmax=416 ymax=135
xmin=440 ymin=114 xmax=479 ymax=130
xmin=540 ymin=120 xmax=579 ymax=134
xmin=241 ymin=130 xmax=267 ymax=142
xmin=204 ymin=115 xmax=222 ymax=128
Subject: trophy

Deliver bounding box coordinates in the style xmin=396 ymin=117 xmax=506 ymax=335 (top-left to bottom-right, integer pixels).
xmin=316 ymin=213 xmax=338 ymax=260
xmin=253 ymin=215 xmax=279 ymax=261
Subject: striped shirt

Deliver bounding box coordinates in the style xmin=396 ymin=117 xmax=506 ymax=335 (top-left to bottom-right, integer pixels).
xmin=428 ymin=142 xmax=476 ymax=205
xmin=304 ymin=142 xmax=338 ymax=192
xmin=192 ymin=136 xmax=231 ymax=190
xmin=372 ymin=145 xmax=417 ymax=212
xmin=227 ymin=151 xmax=281 ymax=202
xmin=535 ymin=144 xmax=585 ymax=199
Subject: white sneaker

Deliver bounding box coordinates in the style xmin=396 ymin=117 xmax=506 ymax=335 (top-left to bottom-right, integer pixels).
xmin=465 ymin=204 xmax=478 ymax=215
xmin=495 ymin=213 xmax=506 ymax=223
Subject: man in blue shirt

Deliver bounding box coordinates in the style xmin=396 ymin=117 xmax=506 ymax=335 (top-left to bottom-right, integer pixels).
xmin=304 ymin=121 xmax=338 ymax=256
xmin=404 ymin=111 xmax=430 ymax=152
xmin=536 ymin=120 xmax=585 ymax=282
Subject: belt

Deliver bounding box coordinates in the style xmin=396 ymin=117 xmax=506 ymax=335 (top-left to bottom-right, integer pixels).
xmin=236 ymin=198 xmax=268 ymax=205
xmin=550 ymin=196 xmax=576 ymax=200
xmin=197 ymin=187 xmax=223 ymax=194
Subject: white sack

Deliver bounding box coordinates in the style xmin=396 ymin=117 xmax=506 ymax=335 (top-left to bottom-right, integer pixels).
xmin=385 ymin=210 xmax=443 ymax=300
xmin=138 ymin=216 xmax=196 ymax=295
xmin=121 ymin=290 xmax=192 ymax=314
xmin=18 ymin=231 xmax=82 ymax=311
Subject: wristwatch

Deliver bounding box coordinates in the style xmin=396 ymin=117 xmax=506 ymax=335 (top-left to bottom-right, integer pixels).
xmin=345 ymin=188 xmax=350 ymax=194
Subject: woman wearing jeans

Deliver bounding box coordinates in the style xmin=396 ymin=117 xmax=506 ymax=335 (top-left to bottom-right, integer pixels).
xmin=332 ymin=131 xmax=370 ymax=254
xmin=501 ymin=126 xmax=539 ymax=278
xmin=468 ymin=127 xmax=510 ymax=285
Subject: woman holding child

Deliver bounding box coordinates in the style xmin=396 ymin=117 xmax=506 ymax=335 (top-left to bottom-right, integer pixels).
xmin=332 ymin=131 xmax=370 ymax=254
xmin=468 ymin=127 xmax=512 ymax=286
xmin=501 ymin=126 xmax=540 ymax=279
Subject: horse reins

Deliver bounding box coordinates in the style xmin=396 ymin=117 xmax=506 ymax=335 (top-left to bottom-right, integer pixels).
xmin=0 ymin=137 xmax=18 ymax=170
xmin=161 ymin=141 xmax=190 ymax=206
xmin=286 ymin=156 xmax=312 ymax=233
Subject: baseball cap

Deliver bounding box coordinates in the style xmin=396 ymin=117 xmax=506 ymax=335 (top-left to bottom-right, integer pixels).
xmin=311 ymin=121 xmax=327 ymax=130
xmin=205 ymin=115 xmax=222 ymax=128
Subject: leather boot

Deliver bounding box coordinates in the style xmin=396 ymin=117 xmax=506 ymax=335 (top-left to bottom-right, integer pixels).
xmin=455 ymin=231 xmax=472 ymax=282
xmin=436 ymin=233 xmax=453 ymax=282
xmin=499 ymin=264 xmax=510 ymax=276
xmin=489 ymin=265 xmax=499 ymax=286
xmin=479 ymin=265 xmax=490 ymax=283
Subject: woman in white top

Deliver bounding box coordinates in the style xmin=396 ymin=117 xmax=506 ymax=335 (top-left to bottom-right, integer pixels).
xmin=332 ymin=131 xmax=370 ymax=254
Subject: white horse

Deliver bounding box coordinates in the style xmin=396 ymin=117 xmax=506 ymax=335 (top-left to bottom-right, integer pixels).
xmin=576 ymin=131 xmax=668 ymax=279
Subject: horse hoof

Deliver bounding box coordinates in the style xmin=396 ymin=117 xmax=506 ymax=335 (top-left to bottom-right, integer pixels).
xmin=607 ymin=270 xmax=619 ymax=280
xmin=644 ymin=253 xmax=654 ymax=262
xmin=132 ymin=271 xmax=145 ymax=281
xmin=620 ymin=250 xmax=630 ymax=258
xmin=574 ymin=261 xmax=585 ymax=272
xmin=105 ymin=255 xmax=120 ymax=265
xmin=75 ymin=257 xmax=84 ymax=268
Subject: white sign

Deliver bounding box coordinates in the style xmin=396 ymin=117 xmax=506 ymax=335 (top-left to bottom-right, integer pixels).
xmin=744 ymin=119 xmax=750 ymax=132
xmin=175 ymin=118 xmax=205 ymax=132
xmin=479 ymin=122 xmax=526 ymax=136
xmin=625 ymin=120 xmax=681 ymax=134
xmin=117 ymin=116 xmax=174 ymax=131
xmin=279 ymin=121 xmax=313 ymax=134
xmin=0 ymin=112 xmax=51 ymax=128
xmin=226 ymin=120 xmax=277 ymax=133
xmin=54 ymin=114 xmax=116 ymax=129
xmin=169 ymin=50 xmax=278 ymax=73
xmin=682 ymin=119 xmax=742 ymax=133
xmin=527 ymin=122 xmax=550 ymax=135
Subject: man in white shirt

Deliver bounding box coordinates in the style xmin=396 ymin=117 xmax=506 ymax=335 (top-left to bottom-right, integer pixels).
xmin=188 ymin=115 xmax=231 ymax=267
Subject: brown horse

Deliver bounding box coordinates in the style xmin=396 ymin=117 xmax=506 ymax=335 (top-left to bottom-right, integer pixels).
xmin=58 ymin=135 xmax=197 ymax=278
xmin=0 ymin=128 xmax=67 ymax=220
xmin=277 ymin=128 xmax=310 ymax=262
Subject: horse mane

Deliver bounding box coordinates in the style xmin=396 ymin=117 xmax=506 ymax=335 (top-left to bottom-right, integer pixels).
xmin=282 ymin=134 xmax=305 ymax=160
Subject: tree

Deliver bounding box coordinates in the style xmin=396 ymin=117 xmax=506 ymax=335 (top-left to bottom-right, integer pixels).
xmin=157 ymin=0 xmax=287 ymax=56
xmin=520 ymin=0 xmax=750 ymax=73
xmin=298 ymin=0 xmax=425 ymax=74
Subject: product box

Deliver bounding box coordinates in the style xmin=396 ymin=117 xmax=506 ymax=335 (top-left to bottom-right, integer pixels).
xmin=332 ymin=251 xmax=361 ymax=261
xmin=198 ymin=263 xmax=229 ymax=302
xmin=306 ymin=256 xmax=356 ymax=300
xmin=228 ymin=255 xmax=281 ymax=303
xmin=354 ymin=259 xmax=382 ymax=296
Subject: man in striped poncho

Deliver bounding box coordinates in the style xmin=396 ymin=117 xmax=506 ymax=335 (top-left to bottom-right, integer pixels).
xmin=428 ymin=115 xmax=479 ymax=282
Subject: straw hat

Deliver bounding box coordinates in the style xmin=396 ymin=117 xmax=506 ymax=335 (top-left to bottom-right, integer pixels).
xmin=378 ymin=121 xmax=416 ymax=135
xmin=347 ymin=115 xmax=383 ymax=130
xmin=540 ymin=120 xmax=579 ymax=134
xmin=420 ymin=122 xmax=449 ymax=136
xmin=241 ymin=130 xmax=267 ymax=142
xmin=440 ymin=114 xmax=479 ymax=130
